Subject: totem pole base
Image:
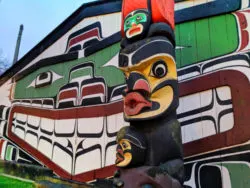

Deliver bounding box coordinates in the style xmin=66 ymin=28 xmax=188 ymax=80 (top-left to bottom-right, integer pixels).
xmin=114 ymin=167 xmax=182 ymax=188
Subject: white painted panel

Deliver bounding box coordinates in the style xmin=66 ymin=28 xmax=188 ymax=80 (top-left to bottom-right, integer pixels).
xmin=182 ymin=122 xmax=203 ymax=143
xmin=15 ymin=127 xmax=25 ymax=139
xmin=107 ymin=113 xmax=127 ymax=134
xmin=52 ymin=145 xmax=72 ymax=173
xmin=105 ymin=144 xmax=116 ymax=166
xmin=178 ymin=92 xmax=201 ymax=114
xmin=16 ymin=113 xmax=27 ymax=123
xmin=200 ymin=120 xmax=217 ymax=139
xmin=25 ymin=132 xmax=38 ymax=148
xmin=216 ymin=86 xmax=232 ymax=101
xmin=0 ymin=79 xmax=12 ymax=106
xmin=27 ymin=116 xmax=40 ymax=128
xmin=38 ymin=138 xmax=52 ymax=159
xmin=40 ymin=118 xmax=54 ymax=132
xmin=75 ymin=149 xmax=101 ymax=174
xmin=0 ymin=121 xmax=6 ymax=136
xmin=220 ymin=113 xmax=234 ymax=133
xmin=55 ymin=119 xmax=76 ymax=134
xmin=78 ymin=117 xmax=103 ymax=134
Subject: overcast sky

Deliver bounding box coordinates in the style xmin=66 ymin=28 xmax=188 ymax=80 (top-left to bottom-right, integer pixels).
xmin=0 ymin=0 xmax=94 ymax=64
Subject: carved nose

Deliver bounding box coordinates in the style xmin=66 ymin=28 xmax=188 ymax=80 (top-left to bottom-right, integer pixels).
xmin=126 ymin=72 xmax=151 ymax=96
xmin=133 ymin=79 xmax=150 ymax=93
xmin=132 ymin=23 xmax=137 ymax=27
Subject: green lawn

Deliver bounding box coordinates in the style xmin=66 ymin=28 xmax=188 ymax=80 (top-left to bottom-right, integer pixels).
xmin=0 ymin=175 xmax=35 ymax=188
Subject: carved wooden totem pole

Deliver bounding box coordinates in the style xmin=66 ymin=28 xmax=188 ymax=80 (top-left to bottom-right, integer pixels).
xmin=114 ymin=0 xmax=184 ymax=187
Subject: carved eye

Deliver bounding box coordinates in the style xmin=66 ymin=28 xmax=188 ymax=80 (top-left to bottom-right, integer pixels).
xmin=126 ymin=20 xmax=131 ymax=26
xmin=151 ymin=61 xmax=168 ymax=78
xmin=27 ymin=71 xmax=63 ymax=88
xmin=136 ymin=15 xmax=142 ymax=21
xmin=122 ymin=142 xmax=127 ymax=149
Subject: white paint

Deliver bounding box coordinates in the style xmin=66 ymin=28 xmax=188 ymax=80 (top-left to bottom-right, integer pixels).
xmin=78 ymin=117 xmax=103 ymax=134
xmin=38 ymin=138 xmax=52 ymax=159
xmin=55 ymin=119 xmax=76 ymax=134
xmin=74 ymin=149 xmax=101 ymax=174
xmin=40 ymin=118 xmax=54 ymax=132
xmin=216 ymin=86 xmax=232 ymax=101
xmin=0 ymin=79 xmax=12 ymax=107
xmin=241 ymin=0 xmax=250 ymax=9
xmin=0 ymin=121 xmax=6 ymax=136
xmin=107 ymin=113 xmax=127 ymax=134
xmin=220 ymin=113 xmax=234 ymax=133
xmin=14 ymin=127 xmax=25 ymax=139
xmin=175 ymin=0 xmax=215 ymax=11
xmin=27 ymin=116 xmax=40 ymax=128
xmin=16 ymin=113 xmax=27 ymax=123
xmin=25 ymin=132 xmax=38 ymax=149
xmin=52 ymin=145 xmax=72 ymax=174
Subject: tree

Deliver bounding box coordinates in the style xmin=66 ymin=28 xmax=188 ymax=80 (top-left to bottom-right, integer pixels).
xmin=0 ymin=49 xmax=11 ymax=76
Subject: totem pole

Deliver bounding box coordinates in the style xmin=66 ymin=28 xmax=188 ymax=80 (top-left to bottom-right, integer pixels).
xmin=114 ymin=0 xmax=184 ymax=187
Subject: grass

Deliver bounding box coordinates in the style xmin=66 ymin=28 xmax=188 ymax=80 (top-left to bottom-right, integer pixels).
xmin=0 ymin=175 xmax=35 ymax=188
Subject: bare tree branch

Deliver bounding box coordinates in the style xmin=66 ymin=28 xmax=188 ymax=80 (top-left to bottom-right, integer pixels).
xmin=0 ymin=49 xmax=11 ymax=75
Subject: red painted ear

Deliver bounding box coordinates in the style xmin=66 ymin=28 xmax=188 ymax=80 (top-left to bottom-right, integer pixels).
xmin=121 ymin=0 xmax=148 ymax=37
xmin=151 ymin=0 xmax=175 ymax=30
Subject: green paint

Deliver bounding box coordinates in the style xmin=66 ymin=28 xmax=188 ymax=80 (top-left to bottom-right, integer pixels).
xmin=70 ymin=67 xmax=93 ymax=81
xmin=175 ymin=14 xmax=238 ymax=68
xmin=124 ymin=12 xmax=147 ymax=31
xmin=15 ymin=43 xmax=125 ymax=99
xmin=5 ymin=146 xmax=12 ymax=161
xmin=221 ymin=163 xmax=250 ymax=188
xmin=0 ymin=175 xmax=35 ymax=188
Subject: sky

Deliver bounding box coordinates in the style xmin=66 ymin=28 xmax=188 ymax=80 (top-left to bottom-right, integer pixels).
xmin=0 ymin=0 xmax=94 ymax=64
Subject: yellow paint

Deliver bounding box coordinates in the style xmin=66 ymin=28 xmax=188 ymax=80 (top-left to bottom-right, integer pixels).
xmin=120 ymin=54 xmax=177 ymax=119
xmin=116 ymin=139 xmax=132 ymax=167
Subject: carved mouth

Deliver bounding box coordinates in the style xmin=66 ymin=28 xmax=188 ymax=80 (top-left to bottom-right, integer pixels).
xmin=115 ymin=148 xmax=124 ymax=164
xmin=127 ymin=25 xmax=143 ymax=38
xmin=124 ymin=92 xmax=152 ymax=116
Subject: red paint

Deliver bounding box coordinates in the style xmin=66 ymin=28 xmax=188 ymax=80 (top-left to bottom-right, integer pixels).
xmin=234 ymin=10 xmax=250 ymax=51
xmin=133 ymin=79 xmax=150 ymax=93
xmin=124 ymin=92 xmax=152 ymax=116
xmin=0 ymin=139 xmax=6 ymax=159
xmin=58 ymin=89 xmax=77 ymax=101
xmin=68 ymin=28 xmax=100 ymax=49
xmin=81 ymin=84 xmax=105 ymax=97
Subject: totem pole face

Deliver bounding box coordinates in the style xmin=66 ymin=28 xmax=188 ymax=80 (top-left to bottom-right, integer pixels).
xmin=115 ymin=127 xmax=147 ymax=167
xmin=124 ymin=9 xmax=150 ymax=40
xmin=119 ymin=37 xmax=178 ymax=121
xmin=116 ymin=139 xmax=132 ymax=167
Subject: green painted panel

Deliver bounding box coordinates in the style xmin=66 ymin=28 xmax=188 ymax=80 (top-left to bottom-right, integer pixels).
xmin=15 ymin=43 xmax=124 ymax=99
xmin=175 ymin=13 xmax=238 ymax=68
xmin=5 ymin=146 xmax=12 ymax=161
xmin=221 ymin=163 xmax=250 ymax=188
xmin=70 ymin=67 xmax=93 ymax=81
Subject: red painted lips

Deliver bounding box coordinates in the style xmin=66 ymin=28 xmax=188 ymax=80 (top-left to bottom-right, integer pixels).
xmin=124 ymin=92 xmax=152 ymax=116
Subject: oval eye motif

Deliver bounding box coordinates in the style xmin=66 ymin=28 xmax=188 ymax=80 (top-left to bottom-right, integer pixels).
xmin=122 ymin=142 xmax=127 ymax=149
xmin=136 ymin=15 xmax=142 ymax=21
xmin=151 ymin=61 xmax=168 ymax=78
xmin=126 ymin=20 xmax=131 ymax=26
